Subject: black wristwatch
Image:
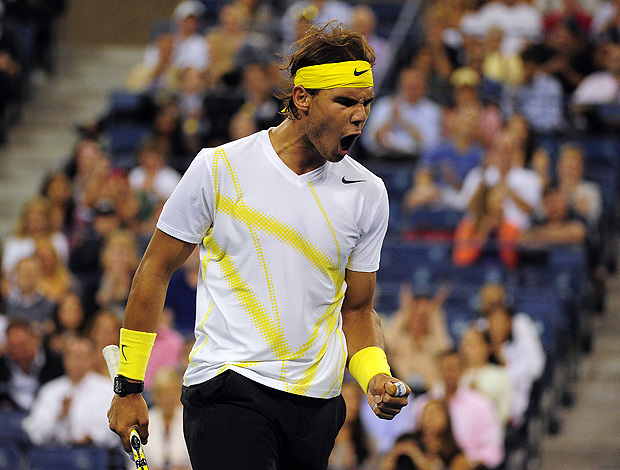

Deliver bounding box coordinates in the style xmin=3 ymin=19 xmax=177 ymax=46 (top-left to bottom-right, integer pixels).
xmin=113 ymin=375 xmax=144 ymax=397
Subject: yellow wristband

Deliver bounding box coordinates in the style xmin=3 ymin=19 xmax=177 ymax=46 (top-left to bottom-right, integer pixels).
xmin=348 ymin=346 xmax=391 ymax=393
xmin=117 ymin=328 xmax=157 ymax=382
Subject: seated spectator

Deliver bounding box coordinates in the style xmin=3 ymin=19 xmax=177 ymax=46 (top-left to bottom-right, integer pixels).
xmin=501 ymin=43 xmax=566 ymax=135
xmin=95 ymin=229 xmax=140 ymax=316
xmin=86 ymin=309 xmax=121 ymax=377
xmin=459 ymin=129 xmax=543 ymax=231
xmin=125 ymin=30 xmax=181 ymax=95
xmin=383 ymin=283 xmax=452 ymax=395
xmin=543 ymin=0 xmax=592 ymax=37
xmin=329 ymin=376 xmax=378 ymax=470
xmin=452 ymin=184 xmax=520 ymax=270
xmin=529 ymin=146 xmax=552 ymax=192
xmin=418 ymin=100 xmax=485 ymax=209
xmin=69 ymin=198 xmax=122 ymax=317
xmin=144 ymin=368 xmax=192 ymax=470
xmin=22 ymin=335 xmax=118 ymax=447
xmin=379 ymin=400 xmax=470 ymax=470
xmin=351 ymin=5 xmax=391 ymax=86
xmin=544 ymin=16 xmax=596 ymax=95
xmin=486 ymin=304 xmax=545 ymax=427
xmin=176 ymin=66 xmax=210 ymax=155
xmin=362 ymin=67 xmax=442 ymax=160
xmin=128 ymin=138 xmax=181 ymax=209
xmin=460 ymin=326 xmax=512 ymax=427
xmin=460 ymin=0 xmax=542 ymax=55
xmin=34 ymin=238 xmax=76 ymax=303
xmin=0 ymin=319 xmax=64 ymax=411
xmin=4 ymin=257 xmax=56 ymax=330
xmin=407 ymin=350 xmax=505 ymax=469
xmin=521 ymin=185 xmax=588 ymax=246
xmin=40 ymin=171 xmax=75 ymax=235
xmin=572 ymin=43 xmax=620 ymax=131
xmin=402 ymin=166 xmax=443 ymax=212
xmin=145 ymin=308 xmax=185 ymax=390
xmin=47 ymin=291 xmax=86 ymax=355
xmin=2 ymin=195 xmax=69 ymax=278
xmin=477 ymin=283 xmax=546 ymax=426
xmin=556 ymin=143 xmax=603 ymax=230
xmin=143 ymin=0 xmax=208 ymax=73
xmin=482 ymin=26 xmax=524 ymax=87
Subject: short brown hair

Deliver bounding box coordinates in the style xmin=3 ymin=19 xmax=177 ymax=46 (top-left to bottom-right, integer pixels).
xmin=278 ymin=22 xmax=375 ymax=120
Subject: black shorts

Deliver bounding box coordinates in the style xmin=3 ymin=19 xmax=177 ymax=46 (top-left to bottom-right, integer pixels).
xmin=181 ymin=370 xmax=346 ymax=470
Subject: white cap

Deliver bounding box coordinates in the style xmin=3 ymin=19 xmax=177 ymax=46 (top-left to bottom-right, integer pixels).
xmin=173 ymin=0 xmax=206 ymax=22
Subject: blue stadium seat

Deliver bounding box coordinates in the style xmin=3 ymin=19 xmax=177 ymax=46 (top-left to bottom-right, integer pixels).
xmin=364 ymin=162 xmax=414 ymax=200
xmin=0 ymin=444 xmax=22 ymax=470
xmin=401 ymin=207 xmax=464 ymax=234
xmin=0 ymin=410 xmax=29 ymax=446
xmin=107 ymin=123 xmax=151 ymax=157
xmin=108 ymin=90 xmax=145 ymax=116
xmin=377 ymin=240 xmax=451 ymax=283
xmin=28 ymin=446 xmax=109 ymax=470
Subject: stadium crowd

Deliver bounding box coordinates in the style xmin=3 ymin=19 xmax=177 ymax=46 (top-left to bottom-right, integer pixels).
xmin=1 ymin=0 xmax=619 ymax=469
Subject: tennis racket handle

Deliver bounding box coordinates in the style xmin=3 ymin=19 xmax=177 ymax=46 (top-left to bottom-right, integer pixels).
xmin=102 ymin=344 xmax=149 ymax=470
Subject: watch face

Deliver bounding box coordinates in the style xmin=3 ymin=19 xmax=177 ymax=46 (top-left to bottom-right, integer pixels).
xmin=114 ymin=377 xmax=124 ymax=395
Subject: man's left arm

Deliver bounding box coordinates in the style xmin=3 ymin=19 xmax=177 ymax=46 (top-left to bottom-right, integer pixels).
xmin=341 ymin=269 xmax=410 ymax=419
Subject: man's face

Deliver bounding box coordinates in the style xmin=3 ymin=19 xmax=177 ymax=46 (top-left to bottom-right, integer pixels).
xmin=301 ymin=86 xmax=374 ymax=163
xmin=7 ymin=327 xmax=39 ymax=371
xmin=63 ymin=338 xmax=94 ymax=383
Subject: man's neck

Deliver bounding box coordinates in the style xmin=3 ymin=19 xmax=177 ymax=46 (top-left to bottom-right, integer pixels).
xmin=268 ymin=121 xmax=326 ymax=175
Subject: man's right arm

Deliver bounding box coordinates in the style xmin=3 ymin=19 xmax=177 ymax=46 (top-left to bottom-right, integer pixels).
xmin=107 ymin=228 xmax=196 ymax=451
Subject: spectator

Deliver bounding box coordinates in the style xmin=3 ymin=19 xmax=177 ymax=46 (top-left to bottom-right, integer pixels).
xmin=502 ymin=43 xmax=566 ymax=135
xmin=460 ymin=326 xmax=513 ymax=427
xmin=329 ymin=377 xmax=378 ymax=470
xmin=143 ymin=368 xmax=192 ymax=470
xmin=2 ymin=195 xmax=69 ymax=278
xmin=591 ymin=0 xmax=620 ymax=42
xmin=477 ymin=283 xmax=546 ymax=426
xmin=460 ymin=0 xmax=542 ymax=55
xmin=419 ymin=100 xmax=485 ymax=209
xmin=47 ymin=291 xmax=86 ymax=355
xmin=556 ymin=143 xmax=603 ymax=229
xmin=128 ymin=138 xmax=181 ymax=209
xmin=543 ymin=0 xmax=592 ymax=37
xmin=544 ymin=16 xmax=596 ymax=95
xmin=0 ymin=319 xmax=64 ymax=411
xmin=481 ymin=26 xmax=524 ymax=87
xmin=384 ymin=283 xmax=453 ymax=395
xmin=85 ymin=309 xmax=121 ymax=377
xmin=521 ymin=185 xmax=588 ymax=246
xmin=144 ymin=308 xmax=185 ymax=390
xmin=452 ymin=184 xmax=521 ymax=269
xmin=69 ymin=198 xmax=121 ymax=317
xmin=95 ymin=229 xmax=140 ymax=316
xmin=459 ymin=129 xmax=543 ymax=231
xmin=40 ymin=171 xmax=75 ymax=236
xmin=408 ymin=350 xmax=505 ymax=469
xmin=409 ymin=43 xmax=453 ymax=107
xmin=351 ymin=5 xmax=391 ymax=86
xmin=362 ymin=67 xmax=442 ymax=160
xmin=572 ymin=43 xmax=620 ymax=129
xmin=379 ymin=400 xmax=470 ymax=470
xmin=34 ymin=238 xmax=76 ymax=303
xmin=175 ymin=66 xmax=209 ymax=158
xmin=22 ymin=335 xmax=118 ymax=447
xmin=143 ymin=0 xmax=208 ymax=73
xmin=4 ymin=257 xmax=56 ymax=330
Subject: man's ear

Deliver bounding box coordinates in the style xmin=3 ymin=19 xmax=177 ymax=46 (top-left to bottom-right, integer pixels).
xmin=292 ymin=85 xmax=312 ymax=114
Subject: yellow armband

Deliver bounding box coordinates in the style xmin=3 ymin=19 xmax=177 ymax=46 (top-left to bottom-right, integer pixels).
xmin=116 ymin=328 xmax=157 ymax=382
xmin=348 ymin=346 xmax=391 ymax=393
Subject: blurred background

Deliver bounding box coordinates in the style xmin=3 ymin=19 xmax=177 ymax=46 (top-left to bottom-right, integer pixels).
xmin=0 ymin=0 xmax=619 ymax=469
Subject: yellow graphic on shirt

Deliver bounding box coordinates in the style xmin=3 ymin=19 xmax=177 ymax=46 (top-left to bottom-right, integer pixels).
xmin=201 ymin=146 xmax=347 ymax=394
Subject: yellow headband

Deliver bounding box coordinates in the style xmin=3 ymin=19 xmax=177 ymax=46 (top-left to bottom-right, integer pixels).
xmin=294 ymin=60 xmax=373 ymax=89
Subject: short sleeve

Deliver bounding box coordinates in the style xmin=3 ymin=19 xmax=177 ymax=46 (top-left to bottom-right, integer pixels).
xmin=157 ymin=150 xmax=214 ymax=244
xmin=347 ymin=181 xmax=389 ymax=272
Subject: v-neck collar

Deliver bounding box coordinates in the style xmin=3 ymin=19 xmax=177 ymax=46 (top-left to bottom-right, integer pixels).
xmin=259 ymin=129 xmax=326 ymax=188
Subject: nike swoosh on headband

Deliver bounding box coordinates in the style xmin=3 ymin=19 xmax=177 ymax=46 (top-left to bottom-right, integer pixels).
xmin=353 ymin=68 xmax=370 ymax=76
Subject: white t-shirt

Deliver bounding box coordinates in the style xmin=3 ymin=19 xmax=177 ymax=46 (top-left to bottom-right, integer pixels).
xmin=157 ymin=130 xmax=389 ymax=398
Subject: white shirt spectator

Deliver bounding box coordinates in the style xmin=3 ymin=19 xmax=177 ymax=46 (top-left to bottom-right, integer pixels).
xmin=144 ymin=406 xmax=192 ymax=470
xmin=129 ymin=165 xmax=182 ymax=202
xmin=572 ymin=71 xmax=620 ymax=105
xmin=22 ymin=371 xmax=118 ymax=447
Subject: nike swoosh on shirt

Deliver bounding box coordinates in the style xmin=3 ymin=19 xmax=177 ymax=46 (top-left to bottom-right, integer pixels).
xmin=353 ymin=68 xmax=370 ymax=76
xmin=342 ymin=176 xmax=366 ymax=184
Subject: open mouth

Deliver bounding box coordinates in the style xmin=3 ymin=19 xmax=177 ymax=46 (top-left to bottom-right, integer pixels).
xmin=338 ymin=134 xmax=359 ymax=156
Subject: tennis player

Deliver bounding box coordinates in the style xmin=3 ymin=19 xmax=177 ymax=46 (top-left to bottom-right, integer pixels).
xmin=107 ymin=23 xmax=410 ymax=470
